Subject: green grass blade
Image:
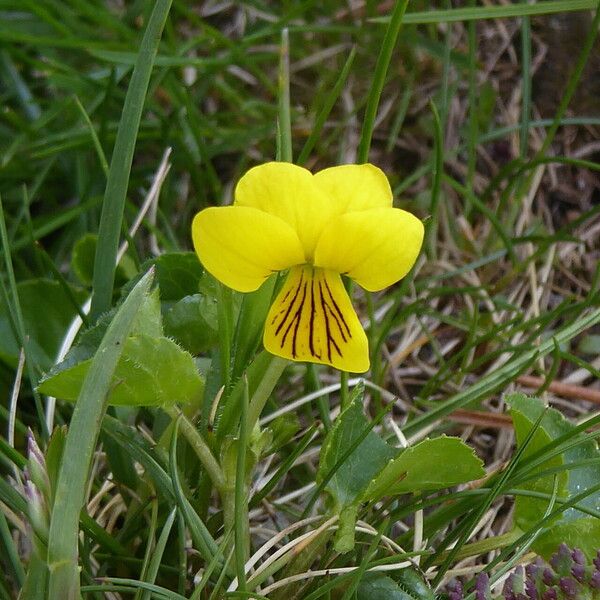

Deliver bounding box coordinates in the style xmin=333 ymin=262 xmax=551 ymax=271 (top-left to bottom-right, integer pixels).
xmin=520 ymin=10 xmax=531 ymax=158
xmin=403 ymin=307 xmax=600 ymax=438
xmin=234 ymin=377 xmax=250 ymax=592
xmin=0 ymin=49 xmax=40 ymax=121
xmin=297 ymin=47 xmax=356 ymax=166
xmin=431 ymin=407 xmax=548 ymax=583
xmin=426 ymin=101 xmax=443 ymax=258
xmin=374 ymin=0 xmax=600 ymax=24
xmin=357 ymin=0 xmax=409 ymax=163
xmin=73 ymin=95 xmax=109 ymax=177
xmin=90 ymin=0 xmax=172 ymax=321
xmin=168 ymin=420 xmax=228 ymax=574
xmin=84 ymin=578 xmax=187 ymax=600
xmin=466 ymin=0 xmax=478 ymax=205
xmin=140 ymin=508 xmax=177 ymax=600
xmin=249 ymin=424 xmax=319 ymax=508
xmin=46 ymin=268 xmax=155 ymax=599
xmin=0 ymin=510 xmax=25 ymax=588
xmin=0 ymin=193 xmax=48 ymax=438
xmin=277 ymin=28 xmax=292 ymax=163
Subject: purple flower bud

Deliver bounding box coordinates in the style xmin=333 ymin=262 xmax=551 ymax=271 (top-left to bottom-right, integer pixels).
xmin=526 ymin=563 xmax=539 ymax=579
xmin=571 ymin=563 xmax=585 ymax=583
xmin=594 ymin=550 xmax=600 ymax=571
xmin=525 ymin=575 xmax=538 ymax=600
xmin=24 ymin=480 xmax=48 ymax=541
xmin=541 ymin=590 xmax=557 ymax=600
xmin=571 ymin=548 xmax=585 ymax=565
xmin=557 ymin=543 xmax=571 ymax=557
xmin=447 ymin=579 xmax=463 ymax=600
xmin=26 ymin=429 xmax=50 ymax=500
xmin=542 ymin=569 xmax=555 ymax=587
xmin=503 ymin=573 xmax=516 ymax=600
xmin=590 ymin=570 xmax=600 ymax=589
xmin=475 ymin=572 xmax=490 ymax=600
xmin=559 ymin=577 xmax=577 ymax=598
xmin=23 ymin=480 xmax=40 ymax=504
xmin=550 ymin=544 xmax=573 ymax=575
xmin=26 ymin=429 xmax=46 ymax=468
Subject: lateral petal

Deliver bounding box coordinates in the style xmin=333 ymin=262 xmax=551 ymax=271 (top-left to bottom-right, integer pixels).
xmin=264 ymin=265 xmax=369 ymax=373
xmin=313 ymin=163 xmax=393 ymax=213
xmin=234 ymin=162 xmax=336 ymax=260
xmin=314 ymin=207 xmax=424 ymax=292
xmin=192 ymin=206 xmax=304 ymax=293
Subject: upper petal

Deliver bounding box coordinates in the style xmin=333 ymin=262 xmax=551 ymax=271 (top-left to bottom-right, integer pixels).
xmin=234 ymin=162 xmax=335 ymax=260
xmin=313 ymin=163 xmax=393 ymax=213
xmin=192 ymin=206 xmax=305 ymax=292
xmin=313 ymin=207 xmax=424 ymax=292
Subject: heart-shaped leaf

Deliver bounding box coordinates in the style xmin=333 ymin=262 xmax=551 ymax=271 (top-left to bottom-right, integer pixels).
xmin=317 ymin=387 xmax=396 ymax=510
xmin=363 ymin=436 xmax=485 ymax=502
xmin=508 ymin=393 xmax=600 ymax=559
xmin=39 ymin=334 xmax=203 ymax=407
xmin=317 ymin=386 xmax=485 ymax=552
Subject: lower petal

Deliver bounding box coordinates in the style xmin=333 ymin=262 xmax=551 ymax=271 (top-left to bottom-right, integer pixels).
xmin=263 ymin=265 xmax=369 ymax=373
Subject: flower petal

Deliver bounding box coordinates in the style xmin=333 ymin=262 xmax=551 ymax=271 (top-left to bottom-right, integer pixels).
xmin=192 ymin=206 xmax=304 ymax=292
xmin=313 ymin=163 xmax=393 ymax=212
xmin=314 ymin=207 xmax=424 ymax=292
xmin=234 ymin=162 xmax=335 ymax=260
xmin=264 ymin=265 xmax=369 ymax=372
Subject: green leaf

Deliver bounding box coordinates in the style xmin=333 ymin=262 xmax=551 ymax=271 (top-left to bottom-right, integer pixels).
xmin=317 ymin=391 xmax=396 ymax=511
xmin=396 ymin=569 xmax=436 ymax=600
xmin=231 ymin=277 xmax=276 ymax=380
xmin=508 ymin=394 xmax=570 ymax=530
xmin=508 ymin=393 xmax=600 ymax=559
xmin=45 ymin=425 xmax=67 ymax=506
xmin=532 ymin=518 xmax=600 ymax=560
xmin=317 ymin=389 xmax=484 ymax=552
xmin=163 ymin=294 xmax=218 ymax=355
xmin=39 ymin=334 xmax=203 ymax=407
xmin=71 ymin=233 xmax=136 ymax=287
xmin=0 ymin=279 xmax=86 ymax=370
xmin=356 ymin=573 xmax=419 ymax=600
xmin=130 ymin=252 xmax=204 ymax=302
xmin=363 ymin=436 xmax=485 ymax=502
xmin=18 ymin=553 xmax=47 ymax=600
xmin=46 ymin=288 xmax=163 ymax=378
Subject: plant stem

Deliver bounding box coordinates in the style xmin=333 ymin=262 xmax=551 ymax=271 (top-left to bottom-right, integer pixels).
xmin=246 ymin=356 xmax=288 ymax=431
xmin=163 ymin=405 xmax=225 ymax=492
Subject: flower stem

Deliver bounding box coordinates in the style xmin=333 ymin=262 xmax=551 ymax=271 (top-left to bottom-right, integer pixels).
xmin=340 ymin=372 xmax=350 ymax=411
xmin=246 ymin=356 xmax=288 ymax=432
xmin=163 ymin=405 xmax=225 ymax=492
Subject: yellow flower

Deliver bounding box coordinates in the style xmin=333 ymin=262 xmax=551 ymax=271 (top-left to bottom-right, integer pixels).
xmin=192 ymin=162 xmax=424 ymax=373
